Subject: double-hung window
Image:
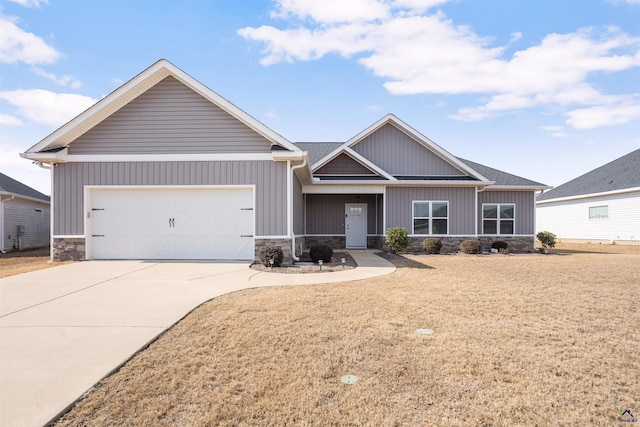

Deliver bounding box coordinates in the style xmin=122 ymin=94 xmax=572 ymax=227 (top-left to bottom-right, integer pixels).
xmin=482 ymin=203 xmax=515 ymax=235
xmin=413 ymin=201 xmax=448 ymax=235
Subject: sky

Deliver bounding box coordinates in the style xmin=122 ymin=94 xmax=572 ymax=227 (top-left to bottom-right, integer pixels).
xmin=1 ymin=0 xmax=639 ymax=195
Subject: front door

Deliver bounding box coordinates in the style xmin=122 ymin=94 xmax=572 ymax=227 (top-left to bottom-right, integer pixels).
xmin=345 ymin=203 xmax=367 ymax=249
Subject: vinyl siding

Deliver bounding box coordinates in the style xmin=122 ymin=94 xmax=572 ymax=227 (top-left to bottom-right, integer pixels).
xmin=293 ymin=173 xmax=304 ymax=235
xmin=351 ymin=124 xmax=464 ymax=176
xmin=2 ymin=198 xmax=50 ymax=250
xmin=536 ymin=191 xmax=640 ymax=241
xmin=53 ymin=161 xmax=287 ymax=236
xmin=315 ymin=153 xmax=376 ymax=175
xmin=386 ymin=187 xmax=476 ymax=235
xmin=68 ymin=77 xmax=272 ymax=154
xmin=478 ymin=190 xmax=535 ymax=235
xmin=305 ymin=194 xmax=383 ymax=235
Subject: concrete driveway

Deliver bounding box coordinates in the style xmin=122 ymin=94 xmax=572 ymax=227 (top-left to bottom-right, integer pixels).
xmin=0 ymin=251 xmax=394 ymax=427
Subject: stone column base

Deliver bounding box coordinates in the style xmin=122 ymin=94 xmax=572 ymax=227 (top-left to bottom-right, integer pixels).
xmin=53 ymin=237 xmax=86 ymax=261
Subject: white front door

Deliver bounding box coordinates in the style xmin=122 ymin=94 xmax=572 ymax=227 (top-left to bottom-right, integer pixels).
xmin=345 ymin=203 xmax=367 ymax=249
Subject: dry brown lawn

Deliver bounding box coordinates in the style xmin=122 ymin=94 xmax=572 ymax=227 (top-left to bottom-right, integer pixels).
xmin=0 ymin=247 xmax=73 ymax=278
xmin=55 ymin=243 xmax=639 ymax=426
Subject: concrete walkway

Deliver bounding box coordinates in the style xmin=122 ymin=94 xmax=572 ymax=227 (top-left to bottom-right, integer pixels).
xmin=0 ymin=250 xmax=394 ymax=427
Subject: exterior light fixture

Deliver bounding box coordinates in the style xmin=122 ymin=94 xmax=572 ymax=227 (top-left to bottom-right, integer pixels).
xmin=318 ymin=259 xmax=323 ymax=270
xmin=341 ymin=258 xmax=346 ymax=268
xmin=269 ymin=258 xmax=274 ymax=268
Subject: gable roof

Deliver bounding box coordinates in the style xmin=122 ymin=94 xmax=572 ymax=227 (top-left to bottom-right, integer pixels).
xmin=0 ymin=173 xmax=50 ymax=202
xmin=23 ymin=59 xmax=299 ymax=158
xmin=537 ymin=148 xmax=640 ymax=202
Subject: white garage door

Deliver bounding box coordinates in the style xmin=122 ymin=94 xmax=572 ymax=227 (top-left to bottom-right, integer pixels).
xmin=88 ymin=187 xmax=254 ymax=260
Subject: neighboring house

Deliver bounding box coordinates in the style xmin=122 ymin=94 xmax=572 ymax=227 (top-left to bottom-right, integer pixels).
xmin=537 ymin=149 xmax=640 ymax=244
xmin=0 ymin=172 xmax=51 ymax=252
xmin=21 ymin=60 xmax=548 ymax=262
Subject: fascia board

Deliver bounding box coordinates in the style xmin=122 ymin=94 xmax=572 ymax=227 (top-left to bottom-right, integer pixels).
xmin=486 ymin=185 xmax=553 ymax=191
xmin=312 ymin=179 xmax=493 ymax=187
xmin=341 ymin=147 xmax=396 ymax=181
xmin=26 ymin=59 xmax=299 ymax=154
xmin=0 ymin=192 xmax=50 ymax=204
xmin=536 ymin=186 xmax=640 ymax=204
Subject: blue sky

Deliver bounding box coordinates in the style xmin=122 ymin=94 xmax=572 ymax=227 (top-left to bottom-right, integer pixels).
xmin=1 ymin=0 xmax=639 ymax=194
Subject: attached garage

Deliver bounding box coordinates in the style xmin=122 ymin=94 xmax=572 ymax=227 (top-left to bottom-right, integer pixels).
xmin=86 ymin=186 xmax=254 ymax=260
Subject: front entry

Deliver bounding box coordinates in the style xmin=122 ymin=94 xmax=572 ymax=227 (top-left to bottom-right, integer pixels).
xmin=345 ymin=203 xmax=367 ymax=249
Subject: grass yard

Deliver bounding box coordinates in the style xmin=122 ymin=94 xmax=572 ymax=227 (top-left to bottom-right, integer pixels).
xmin=54 ymin=244 xmax=640 ymax=426
xmin=0 ymin=247 xmax=73 ymax=278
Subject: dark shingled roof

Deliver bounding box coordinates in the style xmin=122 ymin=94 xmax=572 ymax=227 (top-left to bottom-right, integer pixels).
xmin=294 ymin=142 xmax=343 ymax=165
xmin=457 ymin=158 xmax=547 ymax=187
xmin=537 ymin=149 xmax=640 ymax=201
xmin=0 ymin=172 xmax=50 ymax=202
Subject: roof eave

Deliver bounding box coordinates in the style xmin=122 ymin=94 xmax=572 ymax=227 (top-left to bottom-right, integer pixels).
xmin=536 ymin=186 xmax=640 ymax=204
xmin=487 ymin=185 xmax=552 ymax=191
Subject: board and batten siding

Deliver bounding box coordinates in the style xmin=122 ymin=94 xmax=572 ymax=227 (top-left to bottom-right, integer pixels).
xmin=53 ymin=161 xmax=287 ymax=236
xmin=536 ymin=191 xmax=640 ymax=241
xmin=386 ymin=187 xmax=476 ymax=235
xmin=2 ymin=198 xmax=50 ymax=250
xmin=68 ymin=76 xmax=272 ymax=155
xmin=315 ymin=153 xmax=376 ymax=175
xmin=305 ymin=194 xmax=383 ymax=235
xmin=478 ymin=190 xmax=535 ymax=235
xmin=351 ymin=124 xmax=465 ymax=176
xmin=293 ymin=174 xmax=304 ymax=235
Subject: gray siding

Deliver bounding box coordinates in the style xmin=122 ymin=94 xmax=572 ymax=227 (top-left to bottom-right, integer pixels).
xmin=315 ymin=153 xmax=376 ymax=175
xmin=53 ymin=161 xmax=287 ymax=236
xmin=386 ymin=187 xmax=476 ymax=235
xmin=68 ymin=77 xmax=272 ymax=154
xmin=352 ymin=124 xmax=464 ymax=176
xmin=478 ymin=190 xmax=535 ymax=234
xmin=305 ymin=194 xmax=383 ymax=235
xmin=2 ymin=198 xmax=50 ymax=250
xmin=293 ymin=173 xmax=304 ymax=235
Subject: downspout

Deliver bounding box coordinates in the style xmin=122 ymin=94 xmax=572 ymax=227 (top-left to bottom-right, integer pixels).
xmin=290 ymin=158 xmax=307 ymax=262
xmin=476 ymin=186 xmax=487 ymax=238
xmin=37 ymin=162 xmax=54 ymax=262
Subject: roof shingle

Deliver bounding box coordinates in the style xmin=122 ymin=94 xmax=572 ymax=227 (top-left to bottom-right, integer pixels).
xmin=0 ymin=173 xmax=50 ymax=202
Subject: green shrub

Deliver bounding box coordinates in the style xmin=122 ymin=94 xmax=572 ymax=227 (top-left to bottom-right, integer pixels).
xmin=536 ymin=231 xmax=557 ymax=254
xmin=258 ymin=246 xmax=283 ymax=267
xmin=310 ymin=244 xmax=333 ymax=263
xmin=491 ymin=241 xmax=508 ymax=251
xmin=460 ymin=239 xmax=481 ymax=254
xmin=423 ymin=238 xmax=442 ymax=254
xmin=385 ymin=227 xmax=409 ymax=254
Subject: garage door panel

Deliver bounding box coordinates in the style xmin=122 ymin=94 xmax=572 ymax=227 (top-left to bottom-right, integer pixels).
xmin=89 ymin=188 xmax=254 ymax=260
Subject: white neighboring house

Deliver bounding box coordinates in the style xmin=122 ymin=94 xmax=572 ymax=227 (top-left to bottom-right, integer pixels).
xmin=0 ymin=172 xmax=51 ymax=252
xmin=536 ymin=149 xmax=640 ymax=244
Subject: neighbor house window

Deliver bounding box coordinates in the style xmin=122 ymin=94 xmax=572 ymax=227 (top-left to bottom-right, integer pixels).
xmin=483 ymin=203 xmax=515 ymax=235
xmin=413 ymin=201 xmax=448 ymax=235
xmin=589 ymin=205 xmax=608 ymax=219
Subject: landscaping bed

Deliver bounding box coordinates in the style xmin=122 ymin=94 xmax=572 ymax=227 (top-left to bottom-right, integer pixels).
xmin=250 ymin=251 xmax=357 ymax=273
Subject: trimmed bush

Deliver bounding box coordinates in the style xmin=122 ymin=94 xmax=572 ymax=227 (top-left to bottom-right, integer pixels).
xmin=310 ymin=244 xmax=333 ymax=263
xmin=258 ymin=246 xmax=284 ymax=267
xmin=460 ymin=239 xmax=482 ymax=254
xmin=423 ymin=238 xmax=443 ymax=254
xmin=491 ymin=241 xmax=509 ymax=251
xmin=536 ymin=231 xmax=557 ymax=254
xmin=385 ymin=227 xmax=409 ymax=254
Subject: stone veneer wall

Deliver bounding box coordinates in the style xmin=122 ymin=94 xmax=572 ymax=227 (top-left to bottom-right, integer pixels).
xmin=254 ymin=238 xmax=292 ymax=263
xmin=478 ymin=236 xmax=535 ymax=253
xmin=53 ymin=237 xmax=86 ymax=261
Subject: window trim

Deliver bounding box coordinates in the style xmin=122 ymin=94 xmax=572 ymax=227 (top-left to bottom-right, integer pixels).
xmin=482 ymin=203 xmax=516 ymax=235
xmin=412 ymin=200 xmax=449 ymax=235
xmin=588 ymin=205 xmax=608 ymax=220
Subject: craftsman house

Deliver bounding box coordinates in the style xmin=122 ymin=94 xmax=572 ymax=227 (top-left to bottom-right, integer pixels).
xmin=21 ymin=60 xmax=548 ymax=261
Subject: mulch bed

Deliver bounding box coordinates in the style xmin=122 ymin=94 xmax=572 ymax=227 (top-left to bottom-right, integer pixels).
xmin=250 ymin=251 xmax=357 ymax=273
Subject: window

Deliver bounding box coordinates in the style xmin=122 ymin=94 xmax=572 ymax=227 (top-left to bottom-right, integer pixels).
xmin=589 ymin=205 xmax=608 ymax=219
xmin=482 ymin=203 xmax=515 ymax=235
xmin=413 ymin=201 xmax=448 ymax=235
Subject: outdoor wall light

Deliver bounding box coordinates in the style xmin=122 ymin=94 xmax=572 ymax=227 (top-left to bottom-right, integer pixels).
xmin=318 ymin=259 xmax=323 ymax=270
xmin=341 ymin=258 xmax=346 ymax=268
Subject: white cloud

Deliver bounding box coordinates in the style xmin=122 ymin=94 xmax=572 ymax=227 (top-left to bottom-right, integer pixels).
xmin=5 ymin=0 xmax=49 ymax=7
xmin=238 ymin=1 xmax=640 ymax=129
xmin=566 ymin=97 xmax=640 ymax=129
xmin=0 ymin=15 xmax=60 ymax=64
xmin=0 ymin=113 xmax=23 ymax=126
xmin=539 ymin=125 xmax=568 ymax=138
xmin=33 ymin=67 xmax=82 ymax=88
xmin=0 ymin=89 xmax=96 ymax=127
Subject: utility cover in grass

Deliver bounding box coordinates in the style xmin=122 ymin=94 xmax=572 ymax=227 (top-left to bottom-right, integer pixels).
xmin=341 ymin=375 xmax=358 ymax=384
xmin=416 ymin=328 xmax=434 ymax=335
